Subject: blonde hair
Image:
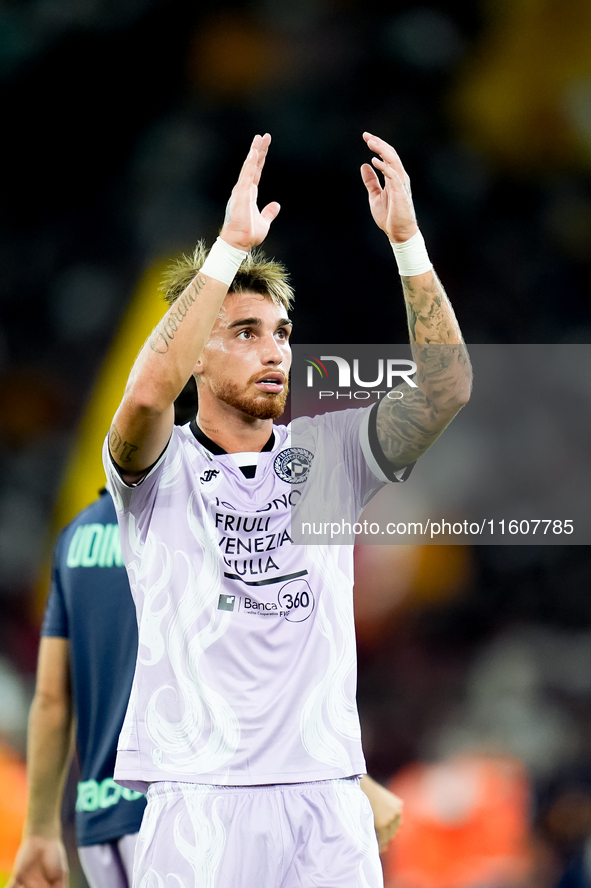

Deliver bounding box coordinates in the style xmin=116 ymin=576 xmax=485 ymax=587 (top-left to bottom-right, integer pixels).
xmin=160 ymin=240 xmax=294 ymax=309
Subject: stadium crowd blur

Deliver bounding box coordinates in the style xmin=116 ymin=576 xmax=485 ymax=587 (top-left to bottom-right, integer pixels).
xmin=1 ymin=0 xmax=591 ymax=885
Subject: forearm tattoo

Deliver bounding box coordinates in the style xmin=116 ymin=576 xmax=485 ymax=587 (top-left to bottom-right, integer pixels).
xmin=376 ymin=273 xmax=472 ymax=468
xmin=109 ymin=424 xmax=139 ymax=464
xmin=401 ymin=273 xmax=461 ymax=345
xmin=149 ymin=274 xmax=206 ymax=354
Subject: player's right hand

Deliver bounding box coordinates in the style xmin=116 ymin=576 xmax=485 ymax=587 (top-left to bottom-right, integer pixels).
xmin=6 ymin=836 xmax=68 ymax=888
xmin=220 ymin=133 xmax=281 ymax=252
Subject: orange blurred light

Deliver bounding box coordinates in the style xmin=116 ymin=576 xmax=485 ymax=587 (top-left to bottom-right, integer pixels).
xmin=354 ymin=545 xmax=472 ymax=644
xmin=187 ymin=14 xmax=282 ymax=98
xmin=0 ymin=743 xmax=27 ymax=882
xmin=383 ymin=754 xmax=534 ymax=888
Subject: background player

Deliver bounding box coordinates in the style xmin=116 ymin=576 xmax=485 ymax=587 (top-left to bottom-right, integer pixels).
xmin=104 ymin=132 xmax=471 ymax=887
xmin=7 ymin=489 xmax=146 ymax=888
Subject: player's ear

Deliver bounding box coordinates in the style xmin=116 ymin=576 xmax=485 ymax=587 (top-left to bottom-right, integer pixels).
xmin=193 ymin=352 xmax=204 ymax=377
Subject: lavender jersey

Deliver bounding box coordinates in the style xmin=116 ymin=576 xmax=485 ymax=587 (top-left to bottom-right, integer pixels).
xmin=103 ymin=407 xmax=392 ymax=792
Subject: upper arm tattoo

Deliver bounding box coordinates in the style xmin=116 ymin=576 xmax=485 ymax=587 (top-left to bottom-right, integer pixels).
xmin=376 ymin=344 xmax=471 ymax=468
xmin=109 ymin=424 xmax=139 ymax=464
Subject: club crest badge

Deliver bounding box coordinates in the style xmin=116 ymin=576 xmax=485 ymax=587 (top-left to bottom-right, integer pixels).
xmin=273 ymin=448 xmax=314 ymax=484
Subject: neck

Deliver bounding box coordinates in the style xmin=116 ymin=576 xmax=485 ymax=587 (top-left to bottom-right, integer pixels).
xmin=196 ymin=405 xmax=275 ymax=454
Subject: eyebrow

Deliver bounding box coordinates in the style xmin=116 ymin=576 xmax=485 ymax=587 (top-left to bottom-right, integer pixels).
xmin=227 ymin=317 xmax=293 ymax=330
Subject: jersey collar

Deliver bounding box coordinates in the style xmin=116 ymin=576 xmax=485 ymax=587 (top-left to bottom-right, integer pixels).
xmin=189 ymin=419 xmax=275 ymax=456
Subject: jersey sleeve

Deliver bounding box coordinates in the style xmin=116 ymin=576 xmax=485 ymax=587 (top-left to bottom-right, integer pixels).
xmin=320 ymin=403 xmax=413 ymax=512
xmin=41 ymin=534 xmax=69 ymax=638
xmin=359 ymin=401 xmax=415 ymax=484
xmin=102 ymin=431 xmax=177 ymax=517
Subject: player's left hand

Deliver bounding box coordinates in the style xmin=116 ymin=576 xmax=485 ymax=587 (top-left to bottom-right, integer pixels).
xmin=361 ymin=133 xmax=418 ymax=244
xmin=360 ymin=774 xmax=404 ymax=853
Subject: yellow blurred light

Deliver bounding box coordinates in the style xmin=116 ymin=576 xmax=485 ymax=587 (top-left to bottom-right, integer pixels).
xmin=33 ymin=260 xmax=170 ymax=618
xmin=187 ymin=14 xmax=281 ymax=98
xmin=449 ymin=0 xmax=591 ymax=171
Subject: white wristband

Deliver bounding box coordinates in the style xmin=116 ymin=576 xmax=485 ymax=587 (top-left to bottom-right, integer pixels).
xmin=390 ymin=230 xmax=432 ymax=277
xmin=200 ymin=237 xmax=248 ymax=286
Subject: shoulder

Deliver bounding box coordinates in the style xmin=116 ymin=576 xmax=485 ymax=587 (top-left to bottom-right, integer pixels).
xmin=287 ymin=406 xmax=371 ymax=442
xmin=105 ymin=424 xmax=204 ymax=513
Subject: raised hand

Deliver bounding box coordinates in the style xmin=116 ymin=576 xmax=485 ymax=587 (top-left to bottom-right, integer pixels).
xmin=361 ymin=133 xmax=418 ymax=244
xmin=220 ymin=133 xmax=281 ymax=252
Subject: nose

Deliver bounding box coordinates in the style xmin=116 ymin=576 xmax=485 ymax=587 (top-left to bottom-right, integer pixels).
xmin=261 ymin=332 xmax=283 ymax=364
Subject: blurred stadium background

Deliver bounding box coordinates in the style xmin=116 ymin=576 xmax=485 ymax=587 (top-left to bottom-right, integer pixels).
xmin=1 ymin=0 xmax=591 ymax=885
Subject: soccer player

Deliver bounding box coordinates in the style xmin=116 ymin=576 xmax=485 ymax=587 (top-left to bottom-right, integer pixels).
xmin=104 ymin=132 xmax=471 ymax=887
xmin=7 ymin=489 xmax=146 ymax=888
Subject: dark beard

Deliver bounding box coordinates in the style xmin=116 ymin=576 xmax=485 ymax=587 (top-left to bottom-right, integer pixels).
xmin=210 ymin=373 xmax=289 ymax=420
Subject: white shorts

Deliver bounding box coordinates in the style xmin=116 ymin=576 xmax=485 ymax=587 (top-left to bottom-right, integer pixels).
xmin=134 ymin=778 xmax=383 ymax=887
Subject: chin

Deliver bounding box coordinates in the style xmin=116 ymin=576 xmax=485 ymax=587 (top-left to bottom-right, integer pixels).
xmin=240 ymin=395 xmax=287 ymax=420
xmin=210 ymin=377 xmax=289 ymax=421
xmin=216 ymin=390 xmax=287 ymax=421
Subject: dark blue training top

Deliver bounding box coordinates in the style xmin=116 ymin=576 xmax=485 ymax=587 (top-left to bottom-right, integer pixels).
xmin=42 ymin=489 xmax=146 ymax=847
